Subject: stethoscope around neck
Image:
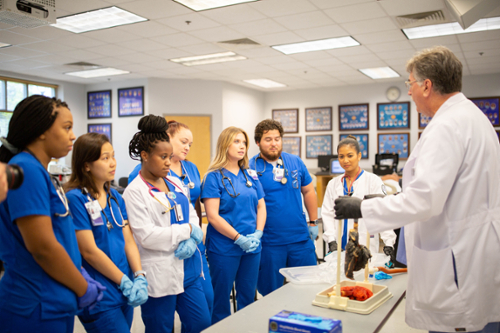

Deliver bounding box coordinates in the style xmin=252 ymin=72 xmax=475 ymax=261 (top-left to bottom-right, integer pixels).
xmin=82 ymin=187 xmax=126 ymax=229
xmin=253 ymin=154 xmax=288 ymax=185
xmin=171 ymin=161 xmax=195 ymax=189
xmin=219 ymin=167 xmax=252 ymax=198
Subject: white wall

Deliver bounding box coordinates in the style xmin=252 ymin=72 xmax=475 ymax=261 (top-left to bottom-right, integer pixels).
xmin=222 ymin=83 xmax=265 ymax=158
xmin=264 ymin=73 xmax=500 ymax=171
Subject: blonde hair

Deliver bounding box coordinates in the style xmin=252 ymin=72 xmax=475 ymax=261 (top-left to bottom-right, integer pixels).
xmin=207 ymin=126 xmax=249 ymax=174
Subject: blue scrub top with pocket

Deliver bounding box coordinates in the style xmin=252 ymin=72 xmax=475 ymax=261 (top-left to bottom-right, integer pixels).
xmin=249 ymin=152 xmax=312 ymax=246
xmin=201 ymin=168 xmax=264 ymax=256
xmin=169 ymin=160 xmax=201 ymax=208
xmin=0 ymin=152 xmax=81 ymax=319
xmin=164 ymin=179 xmax=202 ymax=284
xmin=66 ymin=187 xmax=132 ymax=314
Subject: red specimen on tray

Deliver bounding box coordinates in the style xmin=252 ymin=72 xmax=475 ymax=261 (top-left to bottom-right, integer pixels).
xmin=340 ymin=286 xmax=373 ymax=301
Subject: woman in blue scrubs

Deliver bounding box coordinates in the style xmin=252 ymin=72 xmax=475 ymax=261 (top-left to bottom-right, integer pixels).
xmin=123 ymin=115 xmax=210 ymax=333
xmin=0 ymin=95 xmax=104 ymax=333
xmin=201 ymin=126 xmax=266 ymax=324
xmin=166 ymin=120 xmax=213 ymax=318
xmin=65 ymin=133 xmax=148 ymax=333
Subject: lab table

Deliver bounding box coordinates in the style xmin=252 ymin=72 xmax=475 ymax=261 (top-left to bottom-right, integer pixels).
xmin=202 ymin=274 xmax=407 ymax=333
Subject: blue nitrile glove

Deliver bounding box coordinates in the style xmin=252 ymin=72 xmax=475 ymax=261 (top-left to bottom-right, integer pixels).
xmin=190 ymin=224 xmax=203 ymax=244
xmin=246 ymin=230 xmax=263 ymax=241
xmin=246 ymin=238 xmax=260 ymax=253
xmin=308 ymin=225 xmax=319 ymax=241
xmin=119 ymin=274 xmax=133 ymax=298
xmin=175 ymin=238 xmax=197 ymax=260
xmin=79 ymin=268 xmax=106 ymax=310
xmin=375 ymin=271 xmax=392 ymax=280
xmin=128 ymin=275 xmax=148 ymax=307
xmin=234 ymin=235 xmax=258 ymax=252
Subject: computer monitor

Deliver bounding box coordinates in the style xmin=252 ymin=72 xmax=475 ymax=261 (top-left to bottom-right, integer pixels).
xmin=330 ymin=159 xmax=344 ymax=174
xmin=318 ymin=154 xmax=335 ymax=171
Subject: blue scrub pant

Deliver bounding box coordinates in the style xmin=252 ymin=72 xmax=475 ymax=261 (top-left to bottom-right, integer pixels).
xmin=257 ymin=239 xmax=317 ymax=297
xmin=207 ymin=251 xmax=261 ymax=325
xmin=430 ymin=322 xmax=500 ymax=333
xmin=78 ymin=304 xmax=133 ymax=333
xmin=0 ymin=304 xmax=74 ymax=333
xmin=141 ymin=276 xmax=210 ymax=333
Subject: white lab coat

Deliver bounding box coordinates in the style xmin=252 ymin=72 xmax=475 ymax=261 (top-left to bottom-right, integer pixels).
xmin=123 ymin=175 xmax=199 ymax=297
xmin=321 ymin=171 xmax=396 ymax=254
xmin=362 ymin=93 xmax=500 ymax=332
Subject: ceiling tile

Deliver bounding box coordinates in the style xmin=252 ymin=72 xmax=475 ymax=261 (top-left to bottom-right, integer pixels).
xmin=84 ymin=28 xmax=141 ymax=43
xmin=250 ymin=0 xmax=318 ymax=17
xmin=151 ymin=33 xmax=204 ymax=47
xmin=177 ymin=43 xmax=228 ymax=55
xmin=327 ymin=45 xmax=372 ymax=57
xmin=460 ymin=40 xmax=500 ymax=52
xmin=89 ymin=56 xmax=132 ymax=67
xmin=376 ymin=48 xmax=417 ymax=60
xmin=236 ymin=47 xmax=282 ymax=58
xmin=115 ymin=52 xmax=163 ymax=63
xmin=273 ymin=11 xmax=335 ymax=30
xmin=288 ymin=50 xmax=331 ymax=61
xmin=157 ymin=13 xmax=221 ymax=32
xmin=21 ymin=41 xmax=74 ymax=53
xmin=117 ymin=21 xmax=179 ymax=38
xmin=229 ymin=19 xmax=288 ymax=36
xmin=143 ymin=59 xmax=182 ymax=70
xmin=354 ymin=30 xmax=407 ymax=45
xmin=0 ymin=53 xmax=20 ymax=62
xmin=336 ymin=53 xmax=380 ymax=64
xmin=348 ymin=59 xmax=389 ymax=69
xmin=464 ymin=48 xmax=500 ymax=59
xmin=409 ymin=35 xmax=459 ymax=49
xmin=58 ymin=49 xmax=104 ymax=61
xmin=115 ymin=38 xmax=168 ymax=52
xmin=119 ymin=0 xmax=192 ymax=19
xmin=31 ymin=54 xmax=83 ymax=65
xmin=55 ymin=0 xmax=110 ymax=14
xmin=341 ymin=17 xmax=398 ymax=35
xmin=366 ymin=40 xmax=415 ymax=53
xmin=0 ymin=30 xmax=41 ymax=45
xmin=188 ymin=26 xmax=245 ymax=43
xmin=86 ymin=44 xmax=136 ymax=56
xmin=199 ymin=4 xmax=265 ymax=25
xmin=253 ymin=31 xmax=304 ymax=46
xmin=272 ymin=61 xmax=310 ymax=71
xmin=254 ymin=55 xmax=297 ymax=65
xmin=153 ymin=48 xmax=193 ymax=60
xmin=55 ymin=35 xmax=106 ymax=48
xmin=457 ymin=30 xmax=500 ymax=44
xmin=378 ymin=0 xmax=444 ymax=17
xmin=317 ymin=63 xmax=355 ymax=73
xmin=9 ymin=26 xmax=73 ymax=40
xmin=324 ymin=2 xmax=386 ymax=24
xmin=293 ymin=24 xmax=349 ymax=40
xmin=308 ymin=0 xmax=371 ymax=10
xmin=302 ymin=56 xmax=344 ymax=67
xmin=0 ymin=46 xmax=47 ymax=58
xmin=119 ymin=63 xmax=156 ymax=72
xmin=2 ymin=58 xmax=51 ymax=69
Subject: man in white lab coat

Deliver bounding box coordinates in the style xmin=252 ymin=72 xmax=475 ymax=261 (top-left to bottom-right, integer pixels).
xmin=335 ymin=46 xmax=500 ymax=333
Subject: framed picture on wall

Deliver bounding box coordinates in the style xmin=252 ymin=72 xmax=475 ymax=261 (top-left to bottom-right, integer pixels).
xmin=272 ymin=109 xmax=298 ymax=133
xmin=377 ymin=102 xmax=410 ymax=130
xmin=88 ymin=123 xmax=112 ymax=143
xmin=118 ymin=86 xmax=144 ymax=117
xmin=340 ymin=134 xmax=369 ymax=159
xmin=88 ymin=90 xmax=111 ymax=119
xmin=282 ymin=136 xmax=301 ymax=157
xmin=419 ymin=114 xmax=432 ymax=129
xmin=339 ymin=103 xmax=369 ymax=131
xmin=306 ymin=134 xmax=332 ymax=159
xmin=470 ymin=96 xmax=499 ymax=126
xmin=305 ymin=106 xmax=332 ymax=132
xmin=378 ymin=133 xmax=410 ymax=159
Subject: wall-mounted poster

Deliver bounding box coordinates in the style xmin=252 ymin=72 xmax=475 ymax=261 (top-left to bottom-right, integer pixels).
xmin=88 ymin=123 xmax=112 ymax=143
xmin=0 ymin=111 xmax=13 ymax=138
xmin=118 ymin=87 xmax=144 ymax=117
xmin=339 ymin=104 xmax=369 ymax=131
xmin=272 ymin=109 xmax=298 ymax=133
xmin=378 ymin=133 xmax=410 ymax=159
xmin=340 ymin=134 xmax=369 ymax=159
xmin=419 ymin=114 xmax=432 ymax=129
xmin=88 ymin=90 xmax=111 ymax=119
xmin=377 ymin=102 xmax=410 ymax=130
xmin=306 ymin=134 xmax=332 ymax=159
xmin=282 ymin=136 xmax=301 ymax=157
xmin=305 ymin=107 xmax=332 ymax=132
xmin=470 ymin=96 xmax=499 ymax=126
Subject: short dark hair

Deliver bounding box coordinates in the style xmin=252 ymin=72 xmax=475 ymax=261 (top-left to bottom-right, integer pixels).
xmin=254 ymin=119 xmax=284 ymax=144
xmin=337 ymin=135 xmax=360 ymax=154
xmin=129 ymin=115 xmax=170 ymax=161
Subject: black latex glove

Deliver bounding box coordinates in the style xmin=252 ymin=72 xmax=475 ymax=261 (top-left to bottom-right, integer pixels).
xmin=334 ymin=196 xmax=362 ymax=220
xmin=364 ymin=194 xmax=385 ymax=200
xmin=328 ymin=241 xmax=338 ymax=253
xmin=383 ymin=246 xmax=394 ymax=257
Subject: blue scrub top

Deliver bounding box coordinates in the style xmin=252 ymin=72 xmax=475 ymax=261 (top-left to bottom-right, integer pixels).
xmin=66 ymin=187 xmax=132 ymax=314
xmin=249 ymin=152 xmax=312 ymax=246
xmin=201 ymin=168 xmax=264 ymax=256
xmin=164 ymin=179 xmax=202 ymax=284
xmin=0 ymin=152 xmax=81 ymax=319
xmin=169 ymin=160 xmax=201 ymax=208
xmin=128 ymin=163 xmax=141 ymax=185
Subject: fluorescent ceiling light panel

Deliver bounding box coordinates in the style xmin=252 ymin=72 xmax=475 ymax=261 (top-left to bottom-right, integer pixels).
xmin=359 ymin=67 xmax=400 ymax=79
xmin=272 ymin=36 xmax=360 ymax=55
xmin=51 ymin=6 xmax=147 ymax=33
xmin=65 ymin=67 xmax=130 ymax=78
xmin=173 ymin=0 xmax=259 ymax=11
xmin=170 ymin=51 xmax=247 ymax=66
xmin=0 ymin=42 xmax=11 ymax=48
xmin=403 ymin=16 xmax=500 ymax=39
xmin=244 ymin=79 xmax=286 ymax=88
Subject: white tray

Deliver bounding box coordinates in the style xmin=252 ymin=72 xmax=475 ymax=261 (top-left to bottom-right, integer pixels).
xmin=312 ymin=280 xmax=393 ymax=315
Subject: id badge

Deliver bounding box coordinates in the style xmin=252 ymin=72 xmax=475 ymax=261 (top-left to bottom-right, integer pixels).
xmin=273 ymin=168 xmax=284 ymax=182
xmin=174 ymin=204 xmax=184 ymax=222
xmin=85 ymin=200 xmax=104 ymax=226
xmin=247 ymin=169 xmax=258 ymax=180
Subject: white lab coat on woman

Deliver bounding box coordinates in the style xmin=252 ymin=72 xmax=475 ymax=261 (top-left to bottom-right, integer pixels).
xmin=322 ymin=171 xmax=396 ymax=254
xmin=123 ymin=175 xmax=199 ymax=297
xmin=362 ymin=93 xmax=500 ymax=332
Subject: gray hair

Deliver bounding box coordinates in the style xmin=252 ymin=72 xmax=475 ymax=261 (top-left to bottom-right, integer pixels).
xmin=406 ymin=46 xmax=462 ymax=95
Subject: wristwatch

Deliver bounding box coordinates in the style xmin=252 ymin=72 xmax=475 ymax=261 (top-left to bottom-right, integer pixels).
xmin=308 ymin=220 xmax=318 ymax=226
xmin=134 ymin=270 xmax=147 ymax=278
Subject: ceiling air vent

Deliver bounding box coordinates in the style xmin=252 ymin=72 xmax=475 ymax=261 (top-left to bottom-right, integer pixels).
xmin=217 ymin=38 xmax=261 ymax=51
xmin=395 ymin=10 xmax=449 ymax=29
xmin=65 ymin=62 xmax=101 ymax=69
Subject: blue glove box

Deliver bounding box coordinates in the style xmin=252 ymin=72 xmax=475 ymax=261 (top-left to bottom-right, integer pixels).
xmin=269 ymin=310 xmax=342 ymax=333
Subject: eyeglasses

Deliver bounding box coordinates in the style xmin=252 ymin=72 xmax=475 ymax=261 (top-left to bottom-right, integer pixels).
xmin=404 ymin=80 xmax=420 ymax=90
